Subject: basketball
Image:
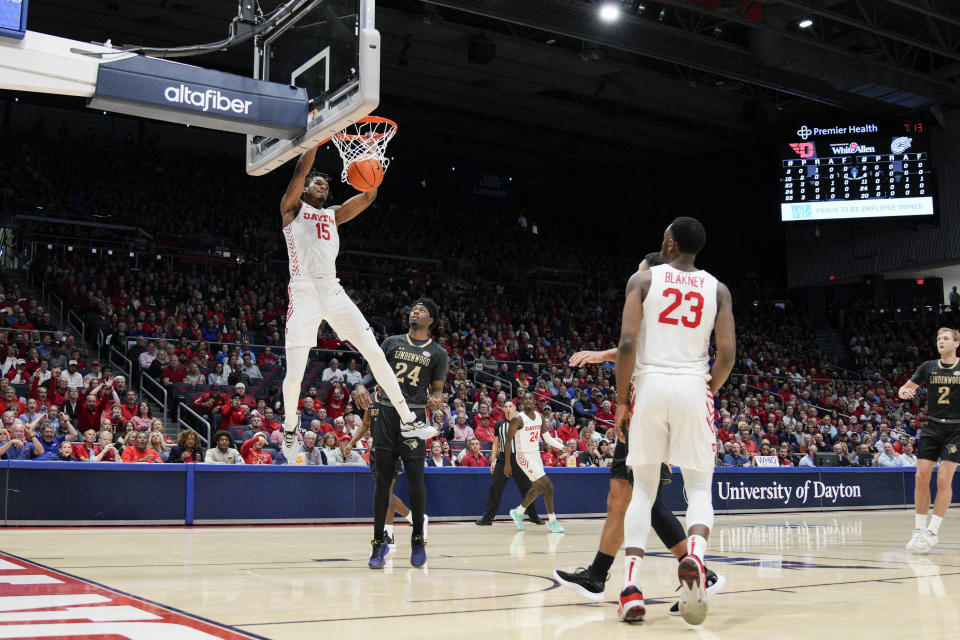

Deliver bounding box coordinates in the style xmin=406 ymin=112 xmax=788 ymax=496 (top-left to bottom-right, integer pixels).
xmin=347 ymin=157 xmax=384 ymax=191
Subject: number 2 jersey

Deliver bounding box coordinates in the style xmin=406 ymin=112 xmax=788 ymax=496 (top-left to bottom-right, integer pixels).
xmin=378 ymin=334 xmax=449 ymax=407
xmin=283 ymin=200 xmax=339 ymax=278
xmin=635 ymin=263 xmax=718 ymax=380
xmin=910 ymin=359 xmax=960 ymax=423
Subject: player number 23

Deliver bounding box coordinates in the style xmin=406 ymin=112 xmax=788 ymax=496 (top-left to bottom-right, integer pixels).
xmin=658 ymin=288 xmax=704 ymax=328
xmin=394 ymin=362 xmax=422 ymax=387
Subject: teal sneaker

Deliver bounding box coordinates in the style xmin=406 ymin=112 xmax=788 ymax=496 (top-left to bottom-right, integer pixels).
xmin=509 ymin=507 xmax=525 ymax=530
xmin=547 ymin=519 xmax=565 ymax=533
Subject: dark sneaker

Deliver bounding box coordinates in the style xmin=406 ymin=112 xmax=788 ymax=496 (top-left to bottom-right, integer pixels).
xmin=410 ymin=535 xmax=427 ymax=567
xmin=475 ymin=518 xmax=493 ymax=526
xmin=528 ymin=515 xmax=546 ymax=525
xmin=554 ymin=567 xmax=607 ymax=602
xmin=368 ymin=539 xmax=388 ymax=570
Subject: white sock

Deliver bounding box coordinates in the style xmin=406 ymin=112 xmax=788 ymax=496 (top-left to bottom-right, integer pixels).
xmin=916 ymin=513 xmax=928 ymax=531
xmin=688 ymin=534 xmax=708 ymax=562
xmin=404 ymin=512 xmax=413 ymax=524
xmin=548 ymin=513 xmax=557 ymax=523
xmin=516 ymin=505 xmax=525 ymax=513
xmin=929 ymin=515 xmax=943 ymax=535
xmin=624 ymin=555 xmax=643 ymax=589
xmin=385 ymin=524 xmax=394 ymax=537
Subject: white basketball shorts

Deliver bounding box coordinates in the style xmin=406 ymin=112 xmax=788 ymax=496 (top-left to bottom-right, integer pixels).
xmin=285 ymin=277 xmax=370 ymax=349
xmin=625 ymin=372 xmax=717 ymax=472
xmin=514 ymin=448 xmax=546 ymax=482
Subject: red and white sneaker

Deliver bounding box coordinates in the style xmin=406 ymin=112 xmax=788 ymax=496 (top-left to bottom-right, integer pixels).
xmin=617 ymin=585 xmax=646 ymax=623
xmin=677 ymin=554 xmax=708 ymax=625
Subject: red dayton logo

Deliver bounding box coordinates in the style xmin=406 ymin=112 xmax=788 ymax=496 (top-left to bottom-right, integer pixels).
xmin=789 ymin=142 xmax=815 ymax=159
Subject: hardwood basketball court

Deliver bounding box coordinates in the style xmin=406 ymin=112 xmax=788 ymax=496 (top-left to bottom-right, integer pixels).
xmin=0 ymin=510 xmax=956 ymax=639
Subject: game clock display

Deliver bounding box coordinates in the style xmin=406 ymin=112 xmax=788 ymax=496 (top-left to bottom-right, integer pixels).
xmin=780 ymin=121 xmax=935 ymax=223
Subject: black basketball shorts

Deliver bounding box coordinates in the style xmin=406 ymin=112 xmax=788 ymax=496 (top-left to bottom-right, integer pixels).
xmin=610 ymin=437 xmax=673 ymax=487
xmin=917 ymin=421 xmax=960 ymax=464
xmin=372 ymin=404 xmax=428 ymax=463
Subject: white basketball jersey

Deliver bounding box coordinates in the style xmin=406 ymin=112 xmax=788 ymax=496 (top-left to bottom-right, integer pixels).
xmin=635 ymin=263 xmax=718 ymax=379
xmin=515 ymin=410 xmax=543 ymax=453
xmin=283 ymin=201 xmax=339 ymax=278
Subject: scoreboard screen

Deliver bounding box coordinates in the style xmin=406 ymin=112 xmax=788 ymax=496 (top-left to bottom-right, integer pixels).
xmin=0 ymin=0 xmax=27 ymax=39
xmin=780 ymin=121 xmax=935 ymax=223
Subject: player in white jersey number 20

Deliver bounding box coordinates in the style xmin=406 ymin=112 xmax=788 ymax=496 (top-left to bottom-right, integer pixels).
xmin=613 ymin=217 xmax=735 ymax=626
xmin=278 ymin=146 xmax=435 ymax=464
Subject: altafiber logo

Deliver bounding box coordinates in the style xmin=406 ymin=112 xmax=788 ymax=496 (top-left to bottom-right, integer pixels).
xmin=792 ymin=204 xmax=812 ymax=219
xmin=163 ymin=85 xmax=253 ymax=115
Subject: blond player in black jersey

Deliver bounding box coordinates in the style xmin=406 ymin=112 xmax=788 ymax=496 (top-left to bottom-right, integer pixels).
xmin=900 ymin=327 xmax=960 ymax=553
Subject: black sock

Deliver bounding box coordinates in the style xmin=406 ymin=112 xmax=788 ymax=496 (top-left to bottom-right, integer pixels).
xmin=589 ymin=551 xmax=615 ymax=579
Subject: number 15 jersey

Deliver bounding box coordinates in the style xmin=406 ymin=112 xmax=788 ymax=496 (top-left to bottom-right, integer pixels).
xmin=635 ymin=263 xmax=718 ymax=380
xmin=283 ymin=200 xmax=339 ymax=279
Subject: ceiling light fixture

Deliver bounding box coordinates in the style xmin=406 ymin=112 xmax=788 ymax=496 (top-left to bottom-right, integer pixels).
xmin=598 ymin=3 xmax=620 ymax=22
xmin=798 ymin=18 xmax=813 ymax=28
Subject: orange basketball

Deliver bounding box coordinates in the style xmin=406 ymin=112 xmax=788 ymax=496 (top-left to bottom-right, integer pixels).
xmin=347 ymin=157 xmax=384 ymax=192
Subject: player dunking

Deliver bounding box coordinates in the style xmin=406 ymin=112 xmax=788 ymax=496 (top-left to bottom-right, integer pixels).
xmin=614 ymin=217 xmax=735 ymax=625
xmin=504 ymin=392 xmax=567 ymax=533
xmin=359 ymin=299 xmax=447 ymax=569
xmin=900 ymin=327 xmax=960 ymax=553
xmin=554 ymin=252 xmax=725 ymax=617
xmin=278 ymin=146 xmax=432 ymax=464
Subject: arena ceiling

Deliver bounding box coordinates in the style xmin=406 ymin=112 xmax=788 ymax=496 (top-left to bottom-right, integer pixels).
xmin=22 ymin=0 xmax=960 ymax=167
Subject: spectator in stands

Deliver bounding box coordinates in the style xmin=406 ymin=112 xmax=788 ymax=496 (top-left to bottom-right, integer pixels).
xmin=96 ymin=431 xmax=120 ymax=462
xmin=204 ymin=432 xmax=244 ymax=464
xmin=257 ymin=347 xmax=279 ymax=368
xmin=262 ymin=407 xmax=282 ymax=432
xmin=168 ymin=430 xmax=202 ymax=463
xmin=241 ymin=432 xmax=273 ymax=465
xmin=0 ymin=420 xmax=40 ymax=460
xmin=831 ymin=443 xmax=853 ymax=467
xmin=241 ymin=354 xmax=263 ymax=380
xmin=344 ymin=359 xmax=363 ymax=387
xmin=192 ymin=385 xmax=227 ymax=419
xmin=572 ymin=389 xmax=597 ymax=422
xmin=426 ymin=440 xmax=453 ymax=467
xmin=798 ymin=445 xmax=817 ymax=467
xmin=47 ymin=342 xmax=66 ymax=370
xmin=37 ymin=439 xmax=77 ymax=461
xmin=119 ymin=391 xmax=139 ymax=421
xmin=900 ymin=442 xmax=917 ymax=466
xmin=18 ymin=398 xmax=42 ymax=425
xmin=452 ymin=412 xmax=474 ymax=442
xmin=331 ymin=436 xmax=366 ymax=465
xmin=139 ymin=342 xmax=157 ymax=371
xmin=161 ymin=354 xmax=187 ymax=385
xmin=775 ymin=444 xmax=793 ymax=466
xmin=299 ymin=396 xmax=319 ymax=425
xmin=60 ymin=388 xmax=80 ymax=420
xmin=557 ymin=414 xmax=579 ymax=443
xmin=218 ymin=395 xmax=248 ymax=430
xmin=724 ymin=442 xmax=750 ymax=467
xmin=0 ymin=387 xmax=25 ymax=416
xmin=459 ymin=437 xmax=489 ymax=467
xmin=184 ymin=362 xmax=204 ymax=385
xmin=473 ymin=403 xmax=496 ymax=449
xmin=149 ymin=419 xmax=174 ymax=444
xmin=234 ymin=383 xmax=256 ymax=410
xmin=61 ymin=361 xmax=83 ymax=389
xmin=290 ymin=431 xmax=324 ymax=465
xmin=207 ymin=362 xmax=228 ymax=385
xmin=82 ymin=360 xmax=102 ymax=387
xmin=875 ymin=442 xmax=900 ymax=467
xmin=72 ymin=428 xmax=101 ymax=462
xmin=557 ymin=439 xmax=579 ymax=466
xmin=121 ymin=431 xmax=163 ymax=463
xmin=131 ymin=402 xmax=152 ymax=431
xmin=325 ymin=383 xmax=348 ymax=419
xmin=578 ymin=439 xmax=602 ymax=467
xmin=226 ymin=356 xmax=250 ymax=386
xmin=320 ymin=432 xmax=339 ymax=459
xmin=36 ymin=418 xmax=78 ymax=456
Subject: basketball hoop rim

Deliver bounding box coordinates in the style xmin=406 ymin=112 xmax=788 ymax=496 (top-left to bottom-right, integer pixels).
xmin=332 ymin=116 xmax=398 ymax=141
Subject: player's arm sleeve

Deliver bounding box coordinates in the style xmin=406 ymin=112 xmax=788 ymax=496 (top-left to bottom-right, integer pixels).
xmin=542 ymin=428 xmax=564 ymax=450
xmin=909 ymin=361 xmax=930 ymax=385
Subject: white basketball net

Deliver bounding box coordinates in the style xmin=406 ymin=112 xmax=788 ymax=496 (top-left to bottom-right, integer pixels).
xmin=330 ymin=116 xmax=398 ymax=183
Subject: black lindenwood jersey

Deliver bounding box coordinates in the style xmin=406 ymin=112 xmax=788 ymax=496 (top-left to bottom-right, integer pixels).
xmin=911 ymin=359 xmax=960 ymax=422
xmin=377 ymin=334 xmax=449 ymax=407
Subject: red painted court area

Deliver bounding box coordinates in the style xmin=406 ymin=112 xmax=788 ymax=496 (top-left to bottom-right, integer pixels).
xmin=0 ymin=553 xmax=253 ymax=639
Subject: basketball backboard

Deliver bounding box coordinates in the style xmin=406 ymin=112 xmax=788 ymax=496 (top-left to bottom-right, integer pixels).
xmin=245 ymin=0 xmax=379 ymax=176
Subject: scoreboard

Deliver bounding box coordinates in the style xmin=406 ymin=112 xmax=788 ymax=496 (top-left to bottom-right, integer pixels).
xmin=0 ymin=0 xmax=27 ymax=39
xmin=780 ymin=121 xmax=935 ymax=223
